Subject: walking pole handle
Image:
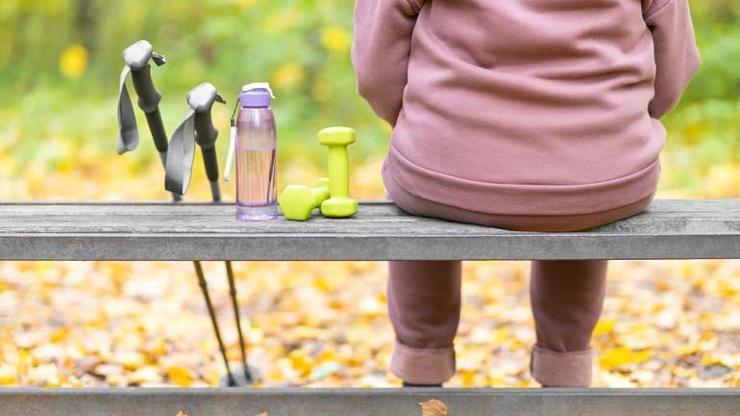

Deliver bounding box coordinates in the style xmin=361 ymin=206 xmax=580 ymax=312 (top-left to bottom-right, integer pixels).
xmin=188 ymin=83 xmax=226 ymax=200
xmin=130 ymin=66 xmax=162 ymax=114
xmin=124 ymin=40 xmax=169 ymax=154
xmin=195 ymin=113 xmax=220 ymax=180
xmin=124 ymin=40 xmax=165 ymax=114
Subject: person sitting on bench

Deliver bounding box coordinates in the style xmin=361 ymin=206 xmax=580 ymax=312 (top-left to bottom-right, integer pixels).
xmin=352 ymin=0 xmax=700 ymax=387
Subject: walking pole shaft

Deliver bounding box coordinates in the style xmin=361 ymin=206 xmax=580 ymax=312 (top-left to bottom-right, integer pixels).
xmin=225 ymin=261 xmax=252 ymax=383
xmin=190 ymin=89 xmax=253 ymax=384
xmin=195 ymin=261 xmax=237 ymax=386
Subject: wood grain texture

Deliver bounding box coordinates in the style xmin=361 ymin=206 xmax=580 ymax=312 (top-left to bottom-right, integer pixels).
xmin=0 ymin=200 xmax=738 ymax=261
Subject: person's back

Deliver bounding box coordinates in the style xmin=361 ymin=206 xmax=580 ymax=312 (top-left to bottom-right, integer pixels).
xmin=352 ymin=0 xmax=699 ymax=388
xmin=354 ymin=0 xmax=699 ymax=219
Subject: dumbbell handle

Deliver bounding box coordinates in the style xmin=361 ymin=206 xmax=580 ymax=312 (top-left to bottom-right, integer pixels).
xmin=310 ymin=185 xmax=331 ymax=207
xmin=327 ymin=146 xmax=350 ymax=198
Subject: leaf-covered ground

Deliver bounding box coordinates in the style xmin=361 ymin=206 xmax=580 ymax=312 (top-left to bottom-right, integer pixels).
xmin=0 ymin=257 xmax=737 ymax=388
xmin=0 ymin=158 xmax=738 ymax=388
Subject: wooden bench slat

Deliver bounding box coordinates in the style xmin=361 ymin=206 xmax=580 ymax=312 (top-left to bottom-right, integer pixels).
xmin=0 ymin=200 xmax=738 ymax=261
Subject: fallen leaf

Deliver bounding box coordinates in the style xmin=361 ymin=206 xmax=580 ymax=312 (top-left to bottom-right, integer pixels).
xmin=599 ymin=347 xmax=653 ymax=371
xmin=0 ymin=364 xmax=17 ymax=385
xmin=167 ymin=366 xmax=196 ymax=387
xmin=419 ymin=399 xmax=448 ymax=416
xmin=593 ymin=319 xmax=615 ymax=336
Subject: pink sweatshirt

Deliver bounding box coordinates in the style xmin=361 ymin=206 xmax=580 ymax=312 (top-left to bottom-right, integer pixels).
xmin=352 ymin=0 xmax=700 ymax=216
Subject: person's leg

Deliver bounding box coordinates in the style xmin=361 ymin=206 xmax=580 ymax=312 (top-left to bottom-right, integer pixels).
xmin=388 ymin=260 xmax=462 ymax=386
xmin=529 ymin=260 xmax=607 ymax=387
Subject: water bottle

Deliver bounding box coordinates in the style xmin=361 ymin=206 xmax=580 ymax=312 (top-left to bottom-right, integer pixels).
xmin=225 ymin=83 xmax=278 ymax=221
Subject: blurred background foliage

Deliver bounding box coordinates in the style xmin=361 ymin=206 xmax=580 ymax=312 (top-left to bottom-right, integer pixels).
xmin=0 ymin=0 xmax=737 ymax=200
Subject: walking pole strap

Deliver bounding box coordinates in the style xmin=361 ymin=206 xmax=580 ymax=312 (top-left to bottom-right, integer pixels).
xmin=117 ymin=65 xmax=139 ymax=155
xmin=117 ymin=40 xmax=167 ymax=156
xmin=165 ymin=108 xmax=196 ymax=196
xmin=165 ymin=82 xmax=225 ymax=198
xmin=224 ymin=100 xmax=240 ymax=182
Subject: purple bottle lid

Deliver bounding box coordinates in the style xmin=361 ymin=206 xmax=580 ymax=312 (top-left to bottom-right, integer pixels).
xmin=240 ymin=82 xmax=276 ymax=108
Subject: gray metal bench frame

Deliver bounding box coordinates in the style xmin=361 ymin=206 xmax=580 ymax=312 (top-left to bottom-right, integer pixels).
xmin=0 ymin=199 xmax=738 ymax=415
xmin=1 ymin=388 xmax=739 ymax=416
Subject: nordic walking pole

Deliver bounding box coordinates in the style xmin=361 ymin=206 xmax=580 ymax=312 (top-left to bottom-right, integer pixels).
xmin=166 ymin=83 xmax=253 ymax=385
xmin=191 ymin=83 xmax=254 ymax=384
xmin=117 ymin=42 xmax=236 ymax=386
xmin=193 ymin=261 xmax=237 ymax=387
xmin=117 ymin=40 xmax=181 ymax=201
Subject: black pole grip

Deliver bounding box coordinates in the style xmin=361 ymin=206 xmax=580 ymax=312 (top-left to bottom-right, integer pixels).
xmin=144 ymin=109 xmax=169 ymax=154
xmin=194 ymin=111 xmax=220 ymax=182
xmin=201 ymin=147 xmax=220 ymax=183
xmin=194 ymin=110 xmax=219 ymax=150
xmin=130 ymin=65 xmax=162 ymax=114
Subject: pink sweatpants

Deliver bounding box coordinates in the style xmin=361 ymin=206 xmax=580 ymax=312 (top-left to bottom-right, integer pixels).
xmin=384 ymin=172 xmax=655 ymax=387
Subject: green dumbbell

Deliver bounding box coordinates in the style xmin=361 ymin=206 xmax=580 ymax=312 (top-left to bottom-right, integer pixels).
xmin=279 ymin=178 xmax=331 ymax=221
xmin=319 ymin=127 xmax=359 ymax=218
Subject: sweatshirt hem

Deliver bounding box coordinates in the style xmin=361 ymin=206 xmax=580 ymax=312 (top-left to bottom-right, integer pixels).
xmin=384 ymin=144 xmax=661 ymax=216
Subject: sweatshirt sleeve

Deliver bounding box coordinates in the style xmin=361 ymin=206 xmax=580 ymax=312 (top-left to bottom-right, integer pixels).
xmin=643 ymin=0 xmax=701 ymax=119
xmin=352 ymin=0 xmax=422 ymax=126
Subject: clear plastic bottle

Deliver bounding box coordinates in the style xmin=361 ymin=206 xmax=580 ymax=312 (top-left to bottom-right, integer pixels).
xmin=228 ymin=83 xmax=278 ymax=221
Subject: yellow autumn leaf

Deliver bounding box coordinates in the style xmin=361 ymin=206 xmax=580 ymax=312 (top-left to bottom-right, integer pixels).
xmin=17 ymin=349 xmax=31 ymax=375
xmin=316 ymin=348 xmax=338 ymax=363
xmin=593 ymin=318 xmax=615 ymax=336
xmin=50 ymin=327 xmax=70 ymax=343
xmin=167 ymin=366 xmax=196 ymax=387
xmin=321 ymin=26 xmax=352 ymax=53
xmin=59 ymin=44 xmax=88 ymax=79
xmin=419 ymin=399 xmax=448 ymax=416
xmin=0 ymin=364 xmax=17 ymax=385
xmin=459 ymin=369 xmax=476 ymax=387
xmin=699 ymin=353 xmax=723 ymax=367
xmin=599 ymin=347 xmax=653 ymax=370
xmin=288 ymin=349 xmax=313 ymax=376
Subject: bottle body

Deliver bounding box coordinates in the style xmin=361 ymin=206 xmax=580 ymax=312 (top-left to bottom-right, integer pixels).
xmin=236 ymin=106 xmax=277 ymax=221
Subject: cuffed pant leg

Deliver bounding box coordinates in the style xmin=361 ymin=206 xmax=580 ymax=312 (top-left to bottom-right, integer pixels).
xmin=388 ymin=260 xmax=461 ymax=384
xmin=529 ymin=260 xmax=607 ymax=387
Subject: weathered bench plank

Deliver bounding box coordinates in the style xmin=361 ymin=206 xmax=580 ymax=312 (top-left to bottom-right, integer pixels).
xmin=0 ymin=388 xmax=738 ymax=416
xmin=0 ymin=200 xmax=737 ymax=261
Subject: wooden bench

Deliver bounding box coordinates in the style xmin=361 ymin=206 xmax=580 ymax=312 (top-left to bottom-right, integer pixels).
xmin=0 ymin=199 xmax=738 ymax=415
xmin=0 ymin=199 xmax=738 ymax=261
